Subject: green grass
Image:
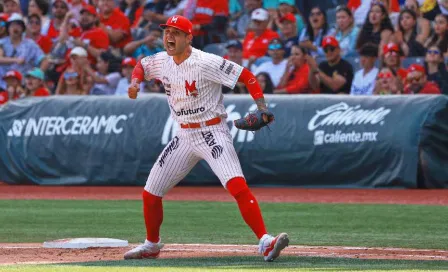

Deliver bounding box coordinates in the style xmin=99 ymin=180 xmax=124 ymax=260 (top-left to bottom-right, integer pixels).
xmin=1 ymin=256 xmax=448 ymax=272
xmin=0 ymin=200 xmax=447 ymax=249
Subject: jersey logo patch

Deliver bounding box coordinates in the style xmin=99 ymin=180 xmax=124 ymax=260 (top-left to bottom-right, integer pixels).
xmin=185 ymin=80 xmax=198 ymax=97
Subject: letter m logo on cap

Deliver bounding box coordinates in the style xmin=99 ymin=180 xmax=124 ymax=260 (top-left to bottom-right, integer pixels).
xmin=171 ymin=16 xmax=178 ymax=23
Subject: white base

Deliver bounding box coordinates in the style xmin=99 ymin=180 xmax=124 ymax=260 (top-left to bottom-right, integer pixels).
xmin=43 ymin=238 xmax=128 ymax=249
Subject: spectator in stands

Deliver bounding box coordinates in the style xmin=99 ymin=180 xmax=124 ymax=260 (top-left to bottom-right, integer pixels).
xmin=184 ymin=0 xmax=229 ymax=48
xmin=350 ymin=43 xmax=379 ymax=95
xmin=275 ymin=45 xmax=314 ymax=94
xmin=424 ymin=14 xmax=448 ymax=56
xmin=349 ymin=0 xmax=400 ymax=26
xmin=55 ymin=67 xmax=88 ymax=95
xmin=329 ymin=5 xmax=360 ymax=58
xmin=404 ymin=0 xmax=431 ymax=45
xmin=2 ymin=70 xmax=25 ymax=102
xmin=308 ymin=36 xmax=354 ymax=94
xmin=242 ymin=8 xmax=279 ymax=68
xmin=0 ymin=13 xmax=48 ymax=89
xmin=123 ymin=25 xmax=163 ymax=60
xmin=59 ymin=7 xmax=110 ymax=63
xmin=98 ymin=0 xmax=131 ymax=52
xmin=26 ymin=14 xmax=52 ymax=54
xmin=85 ymin=51 xmax=121 ymax=95
xmin=278 ymin=13 xmax=298 ymax=57
xmin=256 ymin=72 xmax=274 ymax=94
xmin=222 ymin=40 xmax=247 ymax=94
xmin=119 ymin=0 xmax=143 ymax=28
xmin=403 ymin=64 xmax=441 ymax=94
xmin=0 ymin=13 xmax=9 ymax=39
xmin=425 ymin=45 xmax=448 ymax=94
xmin=3 ymin=0 xmax=21 ymax=16
xmin=253 ymin=39 xmax=287 ymax=88
xmin=227 ymin=0 xmax=262 ymax=39
xmin=115 ymin=57 xmax=138 ymax=95
xmin=27 ymin=0 xmax=50 ymax=29
xmin=355 ymin=2 xmax=394 ymax=54
xmin=24 ymin=68 xmax=50 ymax=96
xmin=381 ymin=42 xmax=407 ymax=82
xmin=271 ymin=0 xmax=305 ymax=38
xmin=67 ymin=0 xmax=85 ymax=22
xmin=395 ymin=9 xmax=426 ymax=57
xmin=41 ymin=0 xmax=69 ymax=42
xmin=299 ymin=6 xmax=329 ymax=57
xmin=157 ymin=0 xmax=187 ymax=19
xmin=373 ymin=66 xmax=402 ymax=94
xmin=420 ymin=0 xmax=440 ymax=21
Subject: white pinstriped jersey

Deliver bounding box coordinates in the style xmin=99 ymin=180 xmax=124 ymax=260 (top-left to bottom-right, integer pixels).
xmin=140 ymin=48 xmax=243 ymax=124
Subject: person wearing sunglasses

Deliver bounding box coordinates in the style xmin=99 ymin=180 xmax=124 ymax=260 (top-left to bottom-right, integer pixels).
xmin=26 ymin=14 xmax=53 ymax=54
xmin=403 ymin=64 xmax=441 ymax=94
xmin=373 ymin=66 xmax=401 ymax=95
xmin=381 ymin=42 xmax=407 ymax=83
xmin=350 ymin=43 xmax=379 ymax=95
xmin=425 ymin=46 xmax=448 ymax=94
xmin=252 ymin=39 xmax=287 ymax=88
xmin=56 ymin=67 xmax=87 ymax=95
xmin=308 ymin=36 xmax=354 ymax=94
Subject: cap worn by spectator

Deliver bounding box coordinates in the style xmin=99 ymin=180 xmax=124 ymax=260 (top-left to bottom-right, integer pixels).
xmin=322 ymin=36 xmax=339 ymax=48
xmin=160 ymin=15 xmax=193 ymax=35
xmin=0 ymin=13 xmax=9 ymax=22
xmin=268 ymin=38 xmax=284 ymax=50
xmin=2 ymin=70 xmax=22 ymax=81
xmin=251 ymin=8 xmax=269 ymax=21
xmin=80 ymin=5 xmax=98 ymax=16
xmin=26 ymin=68 xmax=45 ymax=80
xmin=122 ymin=57 xmax=137 ymax=67
xmin=383 ymin=42 xmax=400 ymax=55
xmin=407 ymin=64 xmax=425 ymax=74
xmin=6 ymin=13 xmax=25 ymax=30
xmin=225 ymin=40 xmax=242 ymax=50
xmin=280 ymin=13 xmax=296 ymax=23
xmin=70 ymin=47 xmax=88 ymax=57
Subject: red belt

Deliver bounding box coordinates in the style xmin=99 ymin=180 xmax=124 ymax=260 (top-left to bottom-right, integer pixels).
xmin=180 ymin=117 xmax=221 ymax=129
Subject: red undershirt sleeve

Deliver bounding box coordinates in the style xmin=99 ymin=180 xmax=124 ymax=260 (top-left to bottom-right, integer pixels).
xmin=131 ymin=60 xmax=144 ymax=83
xmin=237 ymin=68 xmax=264 ymax=100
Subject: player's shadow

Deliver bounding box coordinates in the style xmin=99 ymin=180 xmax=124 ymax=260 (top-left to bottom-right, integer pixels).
xmin=57 ymin=256 xmax=448 ymax=270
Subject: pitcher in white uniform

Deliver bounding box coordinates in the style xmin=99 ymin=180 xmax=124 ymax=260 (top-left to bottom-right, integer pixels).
xmin=124 ymin=15 xmax=289 ymax=262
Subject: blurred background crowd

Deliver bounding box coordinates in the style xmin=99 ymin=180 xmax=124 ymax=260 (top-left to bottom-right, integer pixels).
xmin=0 ymin=0 xmax=448 ymax=104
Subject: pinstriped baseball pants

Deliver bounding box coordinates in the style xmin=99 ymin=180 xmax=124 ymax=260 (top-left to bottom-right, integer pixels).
xmin=144 ymin=120 xmax=244 ymax=197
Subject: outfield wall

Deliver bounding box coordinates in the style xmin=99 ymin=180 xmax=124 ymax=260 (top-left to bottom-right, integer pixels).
xmin=0 ymin=94 xmax=447 ymax=188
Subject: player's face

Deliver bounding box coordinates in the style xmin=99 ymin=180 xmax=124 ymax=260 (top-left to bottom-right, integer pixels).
xmin=163 ymin=27 xmax=191 ymax=56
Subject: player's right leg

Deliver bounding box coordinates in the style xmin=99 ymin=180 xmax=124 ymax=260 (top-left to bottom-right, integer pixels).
xmin=124 ymin=134 xmax=200 ymax=260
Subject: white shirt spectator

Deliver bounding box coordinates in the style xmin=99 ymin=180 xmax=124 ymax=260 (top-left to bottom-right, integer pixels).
xmin=253 ymin=59 xmax=287 ymax=87
xmin=350 ymin=67 xmax=378 ymax=95
xmin=90 ymin=72 xmax=121 ymax=95
xmin=115 ymin=77 xmax=145 ymax=95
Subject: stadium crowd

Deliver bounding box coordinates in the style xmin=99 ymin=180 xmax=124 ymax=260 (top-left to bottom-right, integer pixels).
xmin=0 ymin=0 xmax=447 ymax=104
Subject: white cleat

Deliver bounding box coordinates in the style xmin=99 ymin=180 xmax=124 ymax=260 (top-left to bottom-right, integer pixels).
xmin=258 ymin=233 xmax=289 ymax=262
xmin=124 ymin=239 xmax=164 ymax=260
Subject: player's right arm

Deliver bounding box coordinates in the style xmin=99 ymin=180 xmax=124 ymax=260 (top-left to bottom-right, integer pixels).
xmin=128 ymin=60 xmax=144 ymax=99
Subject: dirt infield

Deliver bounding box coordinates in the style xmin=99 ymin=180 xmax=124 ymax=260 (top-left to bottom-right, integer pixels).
xmin=0 ymin=184 xmax=447 ymax=265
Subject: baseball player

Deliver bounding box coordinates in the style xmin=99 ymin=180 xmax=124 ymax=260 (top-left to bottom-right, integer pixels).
xmin=124 ymin=15 xmax=289 ymax=262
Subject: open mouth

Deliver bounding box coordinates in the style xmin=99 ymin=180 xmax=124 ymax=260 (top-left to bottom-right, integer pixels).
xmin=166 ymin=40 xmax=176 ymax=51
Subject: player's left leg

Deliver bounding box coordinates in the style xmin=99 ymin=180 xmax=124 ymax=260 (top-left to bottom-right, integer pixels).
xmin=192 ymin=123 xmax=289 ymax=261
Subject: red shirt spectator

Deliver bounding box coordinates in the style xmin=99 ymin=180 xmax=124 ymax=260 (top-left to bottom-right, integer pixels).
xmin=403 ymin=64 xmax=441 ymax=94
xmin=99 ymin=5 xmax=131 ymax=49
xmin=242 ymin=8 xmax=279 ymax=60
xmin=189 ymin=0 xmax=228 ymax=34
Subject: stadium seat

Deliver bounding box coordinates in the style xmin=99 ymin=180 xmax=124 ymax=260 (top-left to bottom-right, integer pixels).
xmin=203 ymin=43 xmax=227 ymax=57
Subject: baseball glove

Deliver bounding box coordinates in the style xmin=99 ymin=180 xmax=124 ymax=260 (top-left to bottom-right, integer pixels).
xmin=234 ymin=109 xmax=275 ymax=131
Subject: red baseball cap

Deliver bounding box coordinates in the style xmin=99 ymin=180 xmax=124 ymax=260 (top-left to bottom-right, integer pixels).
xmin=322 ymin=36 xmax=339 ymax=48
xmin=160 ymin=15 xmax=193 ymax=35
xmin=280 ymin=13 xmax=296 ymax=23
xmin=122 ymin=57 xmax=137 ymax=67
xmin=0 ymin=13 xmax=9 ymax=22
xmin=383 ymin=42 xmax=400 ymax=55
xmin=2 ymin=70 xmax=22 ymax=81
xmin=407 ymin=64 xmax=425 ymax=74
xmin=80 ymin=5 xmax=97 ymax=16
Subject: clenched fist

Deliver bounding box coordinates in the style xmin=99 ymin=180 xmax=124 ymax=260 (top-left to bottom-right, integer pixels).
xmin=128 ymin=79 xmax=140 ymax=99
